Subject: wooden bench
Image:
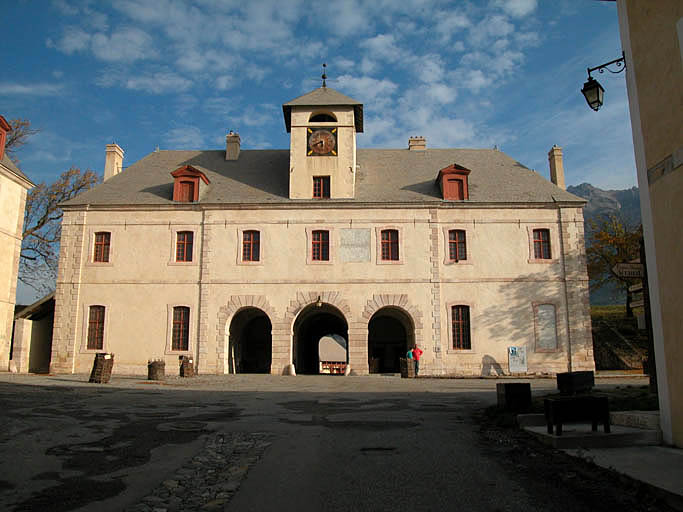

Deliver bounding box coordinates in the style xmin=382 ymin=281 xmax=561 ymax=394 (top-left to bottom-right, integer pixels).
xmin=544 ymin=395 xmax=610 ymax=436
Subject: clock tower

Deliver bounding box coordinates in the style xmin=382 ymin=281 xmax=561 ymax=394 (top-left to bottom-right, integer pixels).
xmin=283 ymin=86 xmax=363 ymax=199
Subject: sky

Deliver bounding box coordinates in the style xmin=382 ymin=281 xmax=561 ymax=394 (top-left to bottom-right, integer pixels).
xmin=3 ymin=0 xmax=636 ymax=302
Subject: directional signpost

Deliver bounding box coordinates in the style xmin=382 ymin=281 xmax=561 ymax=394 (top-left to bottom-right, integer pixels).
xmin=612 ymin=262 xmax=644 ymax=279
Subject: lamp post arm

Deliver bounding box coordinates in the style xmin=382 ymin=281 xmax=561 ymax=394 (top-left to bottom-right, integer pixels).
xmin=587 ymin=51 xmax=626 ymax=77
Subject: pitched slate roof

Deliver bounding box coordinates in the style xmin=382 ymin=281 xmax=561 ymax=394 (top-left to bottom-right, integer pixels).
xmin=283 ymin=87 xmax=363 ymax=133
xmin=1 ymin=153 xmax=35 ymax=187
xmin=61 ymin=147 xmax=584 ymax=207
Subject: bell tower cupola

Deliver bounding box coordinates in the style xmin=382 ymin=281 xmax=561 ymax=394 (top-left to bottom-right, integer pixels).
xmin=282 ymin=86 xmax=363 ymax=199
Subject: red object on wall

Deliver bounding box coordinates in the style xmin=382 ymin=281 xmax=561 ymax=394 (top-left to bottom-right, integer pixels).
xmin=171 ymin=165 xmax=210 ymax=202
xmin=0 ymin=115 xmax=11 ymax=162
xmin=436 ymin=163 xmax=471 ymax=200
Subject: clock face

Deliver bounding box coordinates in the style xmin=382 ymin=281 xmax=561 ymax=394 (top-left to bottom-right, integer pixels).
xmin=307 ymin=128 xmax=337 ymax=156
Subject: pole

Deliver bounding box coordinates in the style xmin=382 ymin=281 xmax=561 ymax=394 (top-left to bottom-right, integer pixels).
xmin=640 ymin=237 xmax=657 ymax=393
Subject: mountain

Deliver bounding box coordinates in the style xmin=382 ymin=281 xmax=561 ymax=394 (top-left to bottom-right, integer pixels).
xmin=568 ymin=183 xmax=642 ymax=305
xmin=568 ymin=183 xmax=641 ymax=229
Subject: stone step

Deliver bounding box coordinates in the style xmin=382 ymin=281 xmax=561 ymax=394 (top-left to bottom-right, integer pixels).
xmin=522 ymin=423 xmax=661 ymax=449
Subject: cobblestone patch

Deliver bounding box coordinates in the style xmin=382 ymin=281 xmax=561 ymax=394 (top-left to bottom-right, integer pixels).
xmin=126 ymin=431 xmax=273 ymax=512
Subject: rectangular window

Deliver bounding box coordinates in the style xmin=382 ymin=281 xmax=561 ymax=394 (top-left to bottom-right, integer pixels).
xmin=448 ymin=230 xmax=467 ymax=261
xmin=176 ymin=231 xmax=193 ymax=262
xmin=452 ymin=305 xmax=471 ymax=350
xmin=312 ymin=230 xmax=329 ymax=261
xmin=87 ymin=305 xmax=105 ymax=350
xmin=242 ymin=230 xmax=260 ymax=262
xmin=533 ymin=229 xmax=551 ymax=259
xmin=172 ymin=306 xmax=190 ymax=351
xmin=313 ymin=176 xmax=330 ymax=198
xmin=381 ymin=229 xmax=399 ymax=261
xmin=93 ymin=232 xmax=111 ymax=262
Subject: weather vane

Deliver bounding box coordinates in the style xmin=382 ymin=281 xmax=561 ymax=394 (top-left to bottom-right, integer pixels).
xmin=322 ymin=63 xmax=327 ymax=88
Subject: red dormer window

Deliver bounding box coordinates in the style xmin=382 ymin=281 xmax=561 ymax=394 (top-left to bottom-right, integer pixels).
xmin=0 ymin=115 xmax=11 ymax=162
xmin=171 ymin=165 xmax=210 ymax=202
xmin=436 ymin=163 xmax=471 ymax=200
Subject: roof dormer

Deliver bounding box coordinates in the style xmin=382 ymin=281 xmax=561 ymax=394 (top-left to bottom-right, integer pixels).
xmin=436 ymin=163 xmax=471 ymax=200
xmin=171 ymin=165 xmax=210 ymax=202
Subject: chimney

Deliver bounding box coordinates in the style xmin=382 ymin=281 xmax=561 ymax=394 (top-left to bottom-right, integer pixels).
xmin=226 ymin=131 xmax=241 ymax=160
xmin=548 ymin=144 xmax=565 ymax=190
xmin=0 ymin=115 xmax=11 ymax=162
xmin=104 ymin=143 xmax=124 ymax=181
xmin=408 ymin=136 xmax=426 ymax=151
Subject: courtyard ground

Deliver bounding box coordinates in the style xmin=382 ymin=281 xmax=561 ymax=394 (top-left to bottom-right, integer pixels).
xmin=0 ymin=373 xmax=676 ymax=511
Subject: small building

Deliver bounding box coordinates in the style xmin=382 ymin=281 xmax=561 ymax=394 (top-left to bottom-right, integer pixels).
xmin=12 ymin=293 xmax=55 ymax=374
xmin=50 ymin=86 xmax=595 ymax=377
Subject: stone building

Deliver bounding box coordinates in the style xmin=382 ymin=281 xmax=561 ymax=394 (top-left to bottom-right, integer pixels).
xmin=617 ymin=0 xmax=682 ymax=446
xmin=50 ymin=87 xmax=594 ymax=376
xmin=0 ymin=115 xmax=35 ymax=371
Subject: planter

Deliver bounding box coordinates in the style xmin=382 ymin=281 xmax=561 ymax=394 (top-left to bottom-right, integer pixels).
xmin=89 ymin=353 xmax=114 ymax=383
xmin=148 ymin=359 xmax=165 ymax=380
xmin=180 ymin=356 xmax=194 ymax=377
xmin=399 ymin=358 xmax=416 ymax=378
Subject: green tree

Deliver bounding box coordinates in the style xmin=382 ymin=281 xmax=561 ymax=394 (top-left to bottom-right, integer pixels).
xmin=586 ymin=215 xmax=642 ymax=315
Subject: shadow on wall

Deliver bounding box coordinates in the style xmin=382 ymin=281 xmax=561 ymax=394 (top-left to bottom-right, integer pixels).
xmin=475 ymin=250 xmax=586 ymax=374
xmin=481 ymin=355 xmax=504 ymax=376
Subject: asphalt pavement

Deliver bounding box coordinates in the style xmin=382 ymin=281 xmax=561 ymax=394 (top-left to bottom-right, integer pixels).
xmin=0 ymin=373 xmax=674 ymax=512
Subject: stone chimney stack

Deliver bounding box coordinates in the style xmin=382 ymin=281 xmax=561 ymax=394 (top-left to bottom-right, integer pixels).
xmin=104 ymin=143 xmax=124 ymax=181
xmin=408 ymin=136 xmax=426 ymax=151
xmin=226 ymin=131 xmax=241 ymax=160
xmin=548 ymin=144 xmax=565 ymax=190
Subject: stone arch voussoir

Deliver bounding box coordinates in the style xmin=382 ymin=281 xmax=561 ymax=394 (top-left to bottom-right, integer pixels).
xmin=361 ymin=294 xmax=423 ymax=345
xmin=215 ymin=295 xmax=278 ymax=373
xmin=284 ymin=290 xmax=352 ymax=326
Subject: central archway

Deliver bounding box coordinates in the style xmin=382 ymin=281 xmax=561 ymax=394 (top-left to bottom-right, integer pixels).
xmin=293 ymin=303 xmax=348 ymax=375
xmin=228 ymin=307 xmax=272 ymax=374
xmin=368 ymin=307 xmax=415 ymax=374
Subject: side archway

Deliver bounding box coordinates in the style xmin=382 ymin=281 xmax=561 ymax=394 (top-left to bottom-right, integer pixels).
xmin=357 ymin=294 xmax=424 ymax=374
xmin=215 ymin=295 xmax=277 ymax=374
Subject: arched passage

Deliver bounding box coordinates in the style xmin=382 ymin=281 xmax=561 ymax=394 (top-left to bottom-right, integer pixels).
xmin=368 ymin=307 xmax=415 ymax=374
xmin=228 ymin=307 xmax=272 ymax=374
xmin=293 ymin=303 xmax=348 ymax=375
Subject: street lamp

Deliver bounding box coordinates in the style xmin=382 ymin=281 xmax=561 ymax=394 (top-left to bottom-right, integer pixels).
xmin=581 ymin=52 xmax=625 ymax=111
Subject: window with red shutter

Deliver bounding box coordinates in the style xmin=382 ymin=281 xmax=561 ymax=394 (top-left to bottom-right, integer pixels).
xmin=381 ymin=229 xmax=399 ymax=261
xmin=533 ymin=229 xmax=551 ymax=259
xmin=87 ymin=305 xmax=105 ymax=350
xmin=311 ymin=230 xmax=329 ymax=261
xmin=313 ymin=176 xmax=330 ymax=198
xmin=94 ymin=232 xmax=111 ymax=262
xmin=242 ymin=230 xmax=260 ymax=261
xmin=176 ymin=231 xmax=193 ymax=262
xmin=172 ymin=306 xmax=190 ymax=351
xmin=451 ymin=305 xmax=471 ymax=350
xmin=448 ymin=230 xmax=467 ymax=261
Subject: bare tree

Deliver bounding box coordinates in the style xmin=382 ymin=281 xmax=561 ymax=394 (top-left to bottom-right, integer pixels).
xmin=4 ymin=118 xmax=38 ymax=162
xmin=20 ymin=167 xmax=99 ymax=293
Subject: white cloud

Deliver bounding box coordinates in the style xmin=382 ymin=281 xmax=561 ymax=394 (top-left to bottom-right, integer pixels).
xmin=98 ymin=70 xmax=192 ymax=94
xmin=232 ymin=104 xmax=278 ymax=128
xmin=335 ymin=58 xmax=355 ymax=71
xmin=336 ymin=75 xmax=398 ymax=108
xmin=493 ymin=0 xmax=538 ymax=18
xmin=47 ymin=26 xmax=91 ymax=54
xmin=91 ymin=27 xmax=156 ymax=62
xmin=434 ymin=11 xmax=471 ymax=43
xmin=215 ymin=75 xmax=235 ymax=91
xmin=468 ymin=15 xmax=515 ymax=48
xmin=0 ymin=83 xmax=64 ymax=96
xmin=166 ymin=126 xmax=205 ymax=149
xmin=359 ymin=34 xmax=402 ymax=62
xmin=425 ymin=83 xmax=457 ymax=104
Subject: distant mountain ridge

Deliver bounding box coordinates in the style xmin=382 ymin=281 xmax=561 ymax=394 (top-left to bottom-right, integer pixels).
xmin=567 ymin=183 xmax=641 ymax=305
xmin=568 ymin=183 xmax=641 ymax=228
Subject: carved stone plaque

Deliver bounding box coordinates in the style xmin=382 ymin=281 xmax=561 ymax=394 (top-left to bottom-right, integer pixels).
xmin=339 ymin=229 xmax=371 ymax=262
xmin=536 ymin=304 xmax=558 ymax=351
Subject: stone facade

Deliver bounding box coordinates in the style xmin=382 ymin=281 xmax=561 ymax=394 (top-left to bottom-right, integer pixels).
xmin=50 ymin=87 xmax=594 ymax=377
xmin=0 ymin=122 xmax=34 ymax=371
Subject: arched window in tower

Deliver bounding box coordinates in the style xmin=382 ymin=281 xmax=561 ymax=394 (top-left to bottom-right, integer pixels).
xmin=309 ymin=112 xmax=337 ymax=123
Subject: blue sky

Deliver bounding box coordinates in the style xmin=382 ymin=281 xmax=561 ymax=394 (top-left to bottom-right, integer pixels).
xmin=4 ymin=0 xmax=635 ymax=301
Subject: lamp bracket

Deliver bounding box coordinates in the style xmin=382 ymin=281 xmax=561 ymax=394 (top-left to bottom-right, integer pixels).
xmin=587 ymin=51 xmax=626 ymax=77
